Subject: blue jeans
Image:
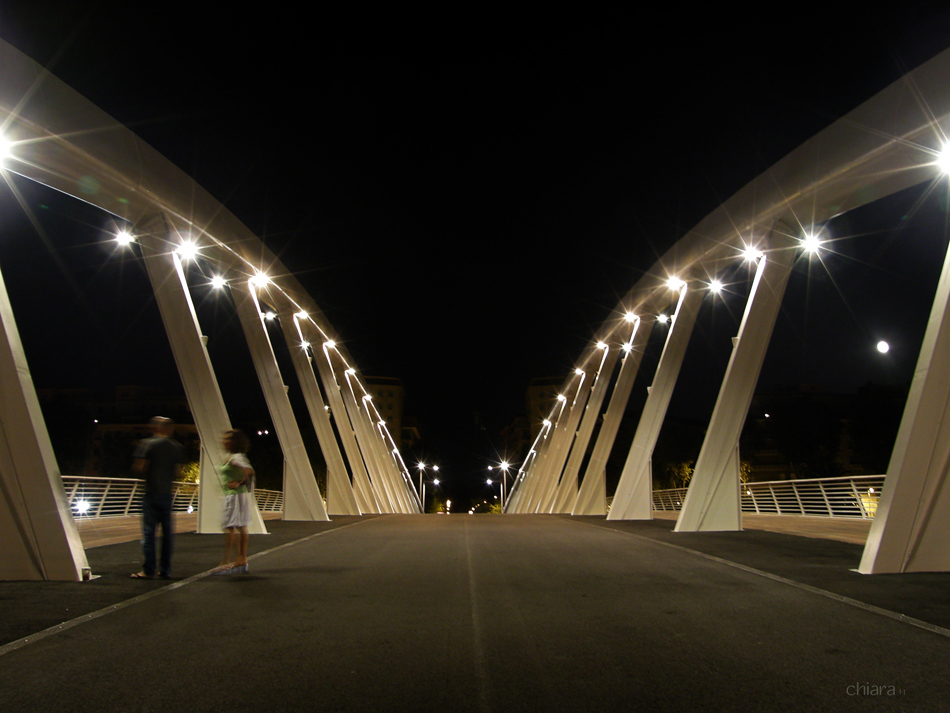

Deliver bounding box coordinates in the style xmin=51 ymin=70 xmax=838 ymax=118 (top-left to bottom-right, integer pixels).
xmin=142 ymin=493 xmax=173 ymax=577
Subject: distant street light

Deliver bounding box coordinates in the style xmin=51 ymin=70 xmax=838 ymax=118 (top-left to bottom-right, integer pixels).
xmin=421 ymin=478 xmax=441 ymax=511
xmin=487 ymin=461 xmax=511 ymax=510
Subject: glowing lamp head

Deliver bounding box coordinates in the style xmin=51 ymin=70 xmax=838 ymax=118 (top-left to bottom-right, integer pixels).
xmin=346 ymin=368 xmax=356 ymax=376
xmin=250 ymin=271 xmax=270 ymax=288
xmin=296 ymin=311 xmax=308 ymax=320
xmin=624 ymin=311 xmax=637 ymax=323
xmin=542 ymin=420 xmax=551 ymax=428
xmin=301 ymin=341 xmax=310 ymax=350
xmin=324 ymin=340 xmax=336 ymax=349
xmin=622 ymin=342 xmax=633 ymax=353
xmin=742 ymin=245 xmax=764 ymax=262
xmin=176 ymin=240 xmax=198 ymax=261
xmin=210 ymin=275 xmax=226 ymax=290
xmin=575 ymin=368 xmax=584 ymax=376
xmin=556 ymin=394 xmax=567 ymax=402
xmin=657 ymin=313 xmax=670 ymax=324
xmin=709 ymin=279 xmax=723 ymax=294
xmin=596 ymin=341 xmax=608 ymax=350
xmin=938 ymin=144 xmax=950 ymax=174
xmin=264 ymin=311 xmax=276 ymax=321
xmin=667 ymin=276 xmax=685 ymax=291
xmin=0 ymin=136 xmax=11 ymax=160
xmin=801 ymin=233 xmax=822 ymax=254
xmin=116 ymin=230 xmax=134 ymax=247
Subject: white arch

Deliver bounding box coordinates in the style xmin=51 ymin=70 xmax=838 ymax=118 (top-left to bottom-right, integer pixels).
xmin=511 ymin=44 xmax=950 ymax=572
xmin=0 ymin=39 xmax=419 ymax=580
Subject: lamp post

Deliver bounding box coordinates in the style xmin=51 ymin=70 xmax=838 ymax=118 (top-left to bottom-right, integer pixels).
xmin=417 ymin=463 xmax=439 ymax=512
xmin=499 ymin=461 xmax=510 ymax=509
xmin=422 ymin=478 xmax=440 ymax=512
xmin=417 ymin=462 xmax=426 ymax=504
xmin=487 ymin=460 xmax=511 ymax=510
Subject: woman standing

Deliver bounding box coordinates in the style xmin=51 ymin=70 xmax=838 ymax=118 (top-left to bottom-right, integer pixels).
xmin=213 ymin=429 xmax=254 ymax=574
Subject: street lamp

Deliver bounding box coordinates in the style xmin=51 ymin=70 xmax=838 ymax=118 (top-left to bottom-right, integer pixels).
xmin=422 ymin=477 xmax=440 ymax=512
xmin=417 ymin=462 xmax=427 ymax=505
xmin=488 ymin=461 xmax=511 ymax=510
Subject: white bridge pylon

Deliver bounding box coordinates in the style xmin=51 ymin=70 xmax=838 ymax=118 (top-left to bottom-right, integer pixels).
xmin=6 ymin=38 xmax=950 ymax=579
xmin=0 ymin=40 xmax=420 ymax=580
xmin=506 ymin=43 xmax=950 ymax=573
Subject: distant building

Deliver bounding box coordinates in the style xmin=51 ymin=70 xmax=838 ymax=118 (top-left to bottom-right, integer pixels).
xmin=500 ymin=415 xmax=531 ymax=467
xmin=364 ymin=376 xmax=413 ymax=449
xmin=525 ymin=376 xmax=563 ymax=441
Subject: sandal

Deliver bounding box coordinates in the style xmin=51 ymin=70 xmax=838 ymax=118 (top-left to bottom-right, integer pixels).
xmin=130 ymin=572 xmax=152 ymax=579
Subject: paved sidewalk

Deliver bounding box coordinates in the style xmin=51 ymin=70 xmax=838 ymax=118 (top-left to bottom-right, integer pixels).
xmin=73 ymin=511 xmax=284 ymax=548
xmin=651 ymin=511 xmax=872 ymax=544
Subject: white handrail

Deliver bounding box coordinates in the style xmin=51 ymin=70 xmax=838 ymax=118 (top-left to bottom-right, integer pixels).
xmin=651 ymin=474 xmax=885 ymax=519
xmin=62 ymin=475 xmax=284 ymax=518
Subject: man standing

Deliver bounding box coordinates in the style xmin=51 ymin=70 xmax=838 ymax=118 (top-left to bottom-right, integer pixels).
xmin=130 ymin=417 xmax=184 ymax=580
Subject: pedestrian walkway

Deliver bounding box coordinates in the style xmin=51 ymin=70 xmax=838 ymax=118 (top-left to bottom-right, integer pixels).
xmin=73 ymin=511 xmax=284 ymax=548
xmin=651 ymin=511 xmax=872 ymax=544
xmin=73 ymin=510 xmax=872 ymax=549
xmin=1 ymin=515 xmax=947 ymax=711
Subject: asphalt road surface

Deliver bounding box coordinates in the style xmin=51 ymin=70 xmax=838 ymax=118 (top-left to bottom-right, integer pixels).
xmin=1 ymin=515 xmax=948 ymax=712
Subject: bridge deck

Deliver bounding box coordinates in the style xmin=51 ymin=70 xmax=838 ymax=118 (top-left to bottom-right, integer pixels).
xmin=1 ymin=515 xmax=947 ymax=711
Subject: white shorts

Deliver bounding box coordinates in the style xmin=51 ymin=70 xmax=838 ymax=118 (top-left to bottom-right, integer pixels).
xmin=222 ymin=492 xmax=252 ymax=529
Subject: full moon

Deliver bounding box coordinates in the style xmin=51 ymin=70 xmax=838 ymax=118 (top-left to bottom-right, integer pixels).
xmin=877 ymin=340 xmax=890 ymax=354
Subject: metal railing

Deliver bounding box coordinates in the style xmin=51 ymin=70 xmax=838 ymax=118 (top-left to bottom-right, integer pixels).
xmin=651 ymin=474 xmax=885 ymax=519
xmin=62 ymin=476 xmax=283 ymax=518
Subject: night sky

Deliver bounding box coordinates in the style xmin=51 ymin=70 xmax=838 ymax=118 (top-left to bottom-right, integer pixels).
xmin=2 ymin=3 xmax=950 ymax=503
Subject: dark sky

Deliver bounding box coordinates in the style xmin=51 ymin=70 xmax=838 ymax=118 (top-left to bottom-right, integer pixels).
xmin=2 ymin=3 xmax=950 ymax=499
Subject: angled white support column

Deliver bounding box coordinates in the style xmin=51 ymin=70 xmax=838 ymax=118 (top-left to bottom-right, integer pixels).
xmin=553 ymin=345 xmax=618 ymax=513
xmin=0 ymin=256 xmax=89 ymax=580
xmin=609 ymin=287 xmax=705 ymax=520
xmin=282 ymin=315 xmax=360 ymax=516
xmin=676 ymin=232 xmax=797 ymax=532
xmin=341 ymin=368 xmax=408 ymax=513
xmin=509 ymin=414 xmax=558 ymax=513
xmin=230 ymin=278 xmax=328 ymax=522
xmin=505 ymin=421 xmax=549 ymax=513
xmin=375 ymin=422 xmax=417 ymax=514
xmin=521 ymin=398 xmax=569 ymax=513
xmin=859 ymin=231 xmax=950 ymax=573
xmin=352 ymin=388 xmax=404 ymax=513
xmin=575 ymin=316 xmax=654 ymax=516
xmin=314 ymin=344 xmax=379 ymax=514
xmin=538 ymin=372 xmax=591 ymax=512
xmin=138 ymin=221 xmax=265 ymax=535
xmin=338 ymin=366 xmax=397 ymax=512
xmin=378 ymin=424 xmax=421 ymax=513
xmin=361 ymin=394 xmax=415 ymax=514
